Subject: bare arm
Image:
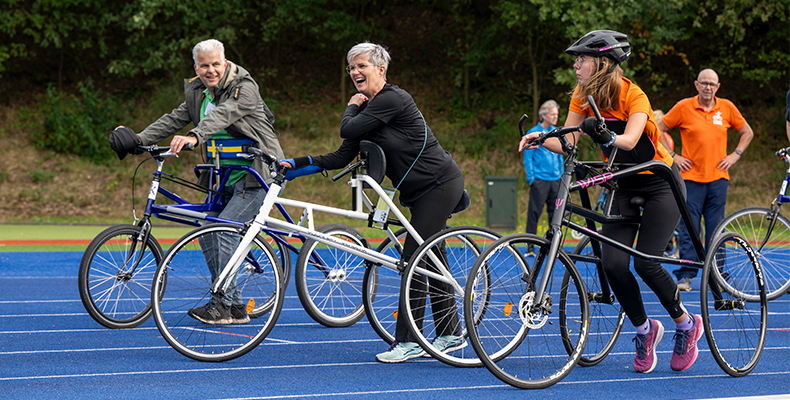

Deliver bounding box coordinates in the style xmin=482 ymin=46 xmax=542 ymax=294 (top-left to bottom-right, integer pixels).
xmin=718 ymin=121 xmax=754 ymax=171
xmin=607 ymin=112 xmax=648 ymax=151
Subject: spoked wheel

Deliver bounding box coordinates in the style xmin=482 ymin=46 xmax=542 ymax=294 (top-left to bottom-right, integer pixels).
xmin=566 ymin=236 xmax=625 ymax=366
xmin=264 ymin=232 xmax=293 ymax=291
xmin=713 ymin=207 xmax=790 ymax=300
xmin=401 ymin=226 xmax=501 ymax=367
xmin=701 ymin=232 xmax=767 ymax=377
xmin=151 ymin=223 xmax=284 ymax=362
xmin=295 ymin=224 xmax=368 ymax=327
xmin=78 ymin=224 xmax=164 ymax=329
xmin=363 ymin=228 xmax=407 ymax=344
xmin=464 ymin=233 xmax=589 ymax=389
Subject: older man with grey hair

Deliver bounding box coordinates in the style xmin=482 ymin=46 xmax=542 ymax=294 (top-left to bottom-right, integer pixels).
xmin=522 ymin=99 xmax=564 ymax=256
xmin=109 ymin=39 xmax=285 ymax=324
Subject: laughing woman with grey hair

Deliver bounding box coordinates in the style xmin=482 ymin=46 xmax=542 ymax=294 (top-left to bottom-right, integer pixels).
xmin=281 ymin=42 xmax=467 ymax=363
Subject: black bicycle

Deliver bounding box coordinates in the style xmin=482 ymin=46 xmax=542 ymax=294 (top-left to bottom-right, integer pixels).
xmin=463 ymin=96 xmax=767 ymax=389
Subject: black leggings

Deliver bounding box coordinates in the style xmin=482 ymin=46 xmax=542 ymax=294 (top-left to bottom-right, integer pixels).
xmin=601 ymin=169 xmax=686 ymax=327
xmin=395 ymin=175 xmax=464 ymax=343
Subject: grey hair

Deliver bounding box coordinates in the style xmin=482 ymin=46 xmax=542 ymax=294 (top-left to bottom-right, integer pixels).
xmin=538 ymin=100 xmax=560 ymax=122
xmin=192 ymin=39 xmax=226 ymax=65
xmin=347 ymin=42 xmax=391 ymax=78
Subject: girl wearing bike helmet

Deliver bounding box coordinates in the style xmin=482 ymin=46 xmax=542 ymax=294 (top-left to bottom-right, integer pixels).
xmin=519 ymin=30 xmax=702 ymax=374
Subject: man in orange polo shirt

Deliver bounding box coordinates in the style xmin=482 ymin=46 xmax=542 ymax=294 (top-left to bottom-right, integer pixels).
xmin=658 ymin=69 xmax=754 ymax=291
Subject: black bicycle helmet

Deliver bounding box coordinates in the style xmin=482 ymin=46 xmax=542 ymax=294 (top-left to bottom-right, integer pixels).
xmin=565 ymin=30 xmax=631 ymax=65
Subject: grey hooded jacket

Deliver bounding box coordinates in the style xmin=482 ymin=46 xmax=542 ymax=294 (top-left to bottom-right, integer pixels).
xmin=138 ymin=61 xmax=284 ymax=187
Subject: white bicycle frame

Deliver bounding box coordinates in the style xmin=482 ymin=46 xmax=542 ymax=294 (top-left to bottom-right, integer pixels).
xmin=211 ymin=171 xmax=463 ymax=297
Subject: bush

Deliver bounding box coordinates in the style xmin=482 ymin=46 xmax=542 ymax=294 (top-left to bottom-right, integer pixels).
xmin=33 ymin=79 xmax=129 ymax=164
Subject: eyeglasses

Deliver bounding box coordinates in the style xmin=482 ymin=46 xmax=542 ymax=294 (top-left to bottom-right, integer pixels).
xmin=697 ymin=81 xmax=719 ymax=88
xmin=346 ymin=63 xmax=374 ymax=74
xmin=574 ymin=56 xmax=590 ymax=66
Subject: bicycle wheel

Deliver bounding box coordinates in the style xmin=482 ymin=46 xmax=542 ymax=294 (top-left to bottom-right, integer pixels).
xmin=295 ymin=224 xmax=368 ymax=327
xmin=151 ymin=223 xmax=283 ymax=362
xmin=363 ymin=228 xmax=407 ymax=344
xmin=464 ymin=233 xmax=589 ymax=389
xmin=566 ymin=236 xmax=625 ymax=367
xmin=248 ymin=232 xmax=290 ymax=319
xmin=262 ymin=232 xmax=293 ymax=291
xmin=701 ymin=232 xmax=767 ymax=377
xmin=78 ymin=224 xmax=164 ymax=329
xmin=713 ymin=207 xmax=790 ymax=300
xmin=401 ymin=226 xmax=501 ymax=367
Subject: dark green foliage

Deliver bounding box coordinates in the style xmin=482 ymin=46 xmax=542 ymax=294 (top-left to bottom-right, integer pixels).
xmin=34 ymin=80 xmax=128 ymax=163
xmin=1 ymin=0 xmax=787 ymax=164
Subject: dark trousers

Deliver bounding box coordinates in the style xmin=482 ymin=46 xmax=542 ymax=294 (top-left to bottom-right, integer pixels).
xmin=675 ymin=178 xmax=729 ymax=280
xmin=525 ymin=178 xmax=561 ymax=236
xmin=395 ymin=176 xmax=465 ymax=343
xmin=601 ymin=170 xmax=686 ymax=327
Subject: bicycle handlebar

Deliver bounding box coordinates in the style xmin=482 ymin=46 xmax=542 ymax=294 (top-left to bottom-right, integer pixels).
xmin=776 ymin=146 xmax=790 ymax=160
xmin=331 ymin=160 xmax=364 ymax=182
xmin=135 ymin=145 xmax=174 ymax=157
xmin=523 ymin=95 xmax=613 ymax=149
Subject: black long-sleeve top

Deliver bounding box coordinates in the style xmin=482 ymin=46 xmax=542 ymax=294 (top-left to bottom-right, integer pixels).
xmin=313 ymin=84 xmax=462 ymax=206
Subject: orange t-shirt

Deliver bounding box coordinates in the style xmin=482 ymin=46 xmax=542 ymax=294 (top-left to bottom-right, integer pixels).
xmin=661 ymin=96 xmax=746 ymax=183
xmin=570 ymin=77 xmax=673 ymax=169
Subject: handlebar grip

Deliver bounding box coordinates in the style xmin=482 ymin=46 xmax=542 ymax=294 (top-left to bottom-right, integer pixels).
xmin=246 ymin=147 xmax=276 ymax=164
xmin=587 ymin=95 xmax=603 ymax=121
xmin=519 ymin=114 xmax=528 ymax=137
xmin=331 ymin=161 xmax=362 ymax=182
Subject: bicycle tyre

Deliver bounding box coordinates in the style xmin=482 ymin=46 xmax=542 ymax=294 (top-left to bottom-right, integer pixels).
xmin=78 ymin=224 xmax=164 ymax=329
xmin=565 ymin=236 xmax=625 ymax=367
xmin=464 ymin=233 xmax=589 ymax=389
xmin=260 ymin=232 xmax=293 ymax=295
xmin=295 ymin=224 xmax=368 ymax=327
xmin=151 ymin=223 xmax=284 ymax=362
xmin=401 ymin=226 xmax=501 ymax=368
xmin=363 ymin=228 xmax=408 ymax=344
xmin=712 ymin=206 xmax=790 ymax=300
xmin=700 ymin=232 xmax=767 ymax=377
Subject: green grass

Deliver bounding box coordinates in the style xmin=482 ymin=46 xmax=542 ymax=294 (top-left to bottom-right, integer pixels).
xmin=0 ymin=215 xmax=534 ymax=252
xmin=0 ymin=223 xmax=194 ymax=252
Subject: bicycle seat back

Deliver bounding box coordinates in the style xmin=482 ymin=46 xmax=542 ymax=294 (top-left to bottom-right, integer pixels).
xmin=360 ymin=140 xmax=387 ymax=187
xmin=206 ymin=139 xmax=256 ymax=159
xmin=600 ymin=120 xmax=656 ymax=164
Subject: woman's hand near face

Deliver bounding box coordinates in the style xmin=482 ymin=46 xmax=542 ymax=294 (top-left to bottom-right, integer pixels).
xmin=348 ymin=93 xmax=369 ymax=107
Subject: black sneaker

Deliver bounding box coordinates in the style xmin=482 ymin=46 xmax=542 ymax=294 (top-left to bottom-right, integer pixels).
xmin=230 ymin=304 xmax=250 ymax=324
xmin=188 ymin=298 xmax=232 ymax=324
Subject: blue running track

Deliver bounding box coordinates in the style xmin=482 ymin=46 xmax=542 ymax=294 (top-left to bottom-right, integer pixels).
xmin=1 ymin=251 xmax=788 ymax=400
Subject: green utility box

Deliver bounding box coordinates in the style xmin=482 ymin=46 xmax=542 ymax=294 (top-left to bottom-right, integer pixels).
xmin=485 ymin=176 xmax=518 ymax=231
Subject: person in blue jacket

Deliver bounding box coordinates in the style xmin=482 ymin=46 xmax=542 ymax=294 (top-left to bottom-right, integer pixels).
xmin=523 ymin=100 xmax=564 ymax=255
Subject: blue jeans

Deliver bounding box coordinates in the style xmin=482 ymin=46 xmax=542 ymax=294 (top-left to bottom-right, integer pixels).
xmin=200 ymin=179 xmax=267 ymax=306
xmin=675 ymin=178 xmax=729 ymax=280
